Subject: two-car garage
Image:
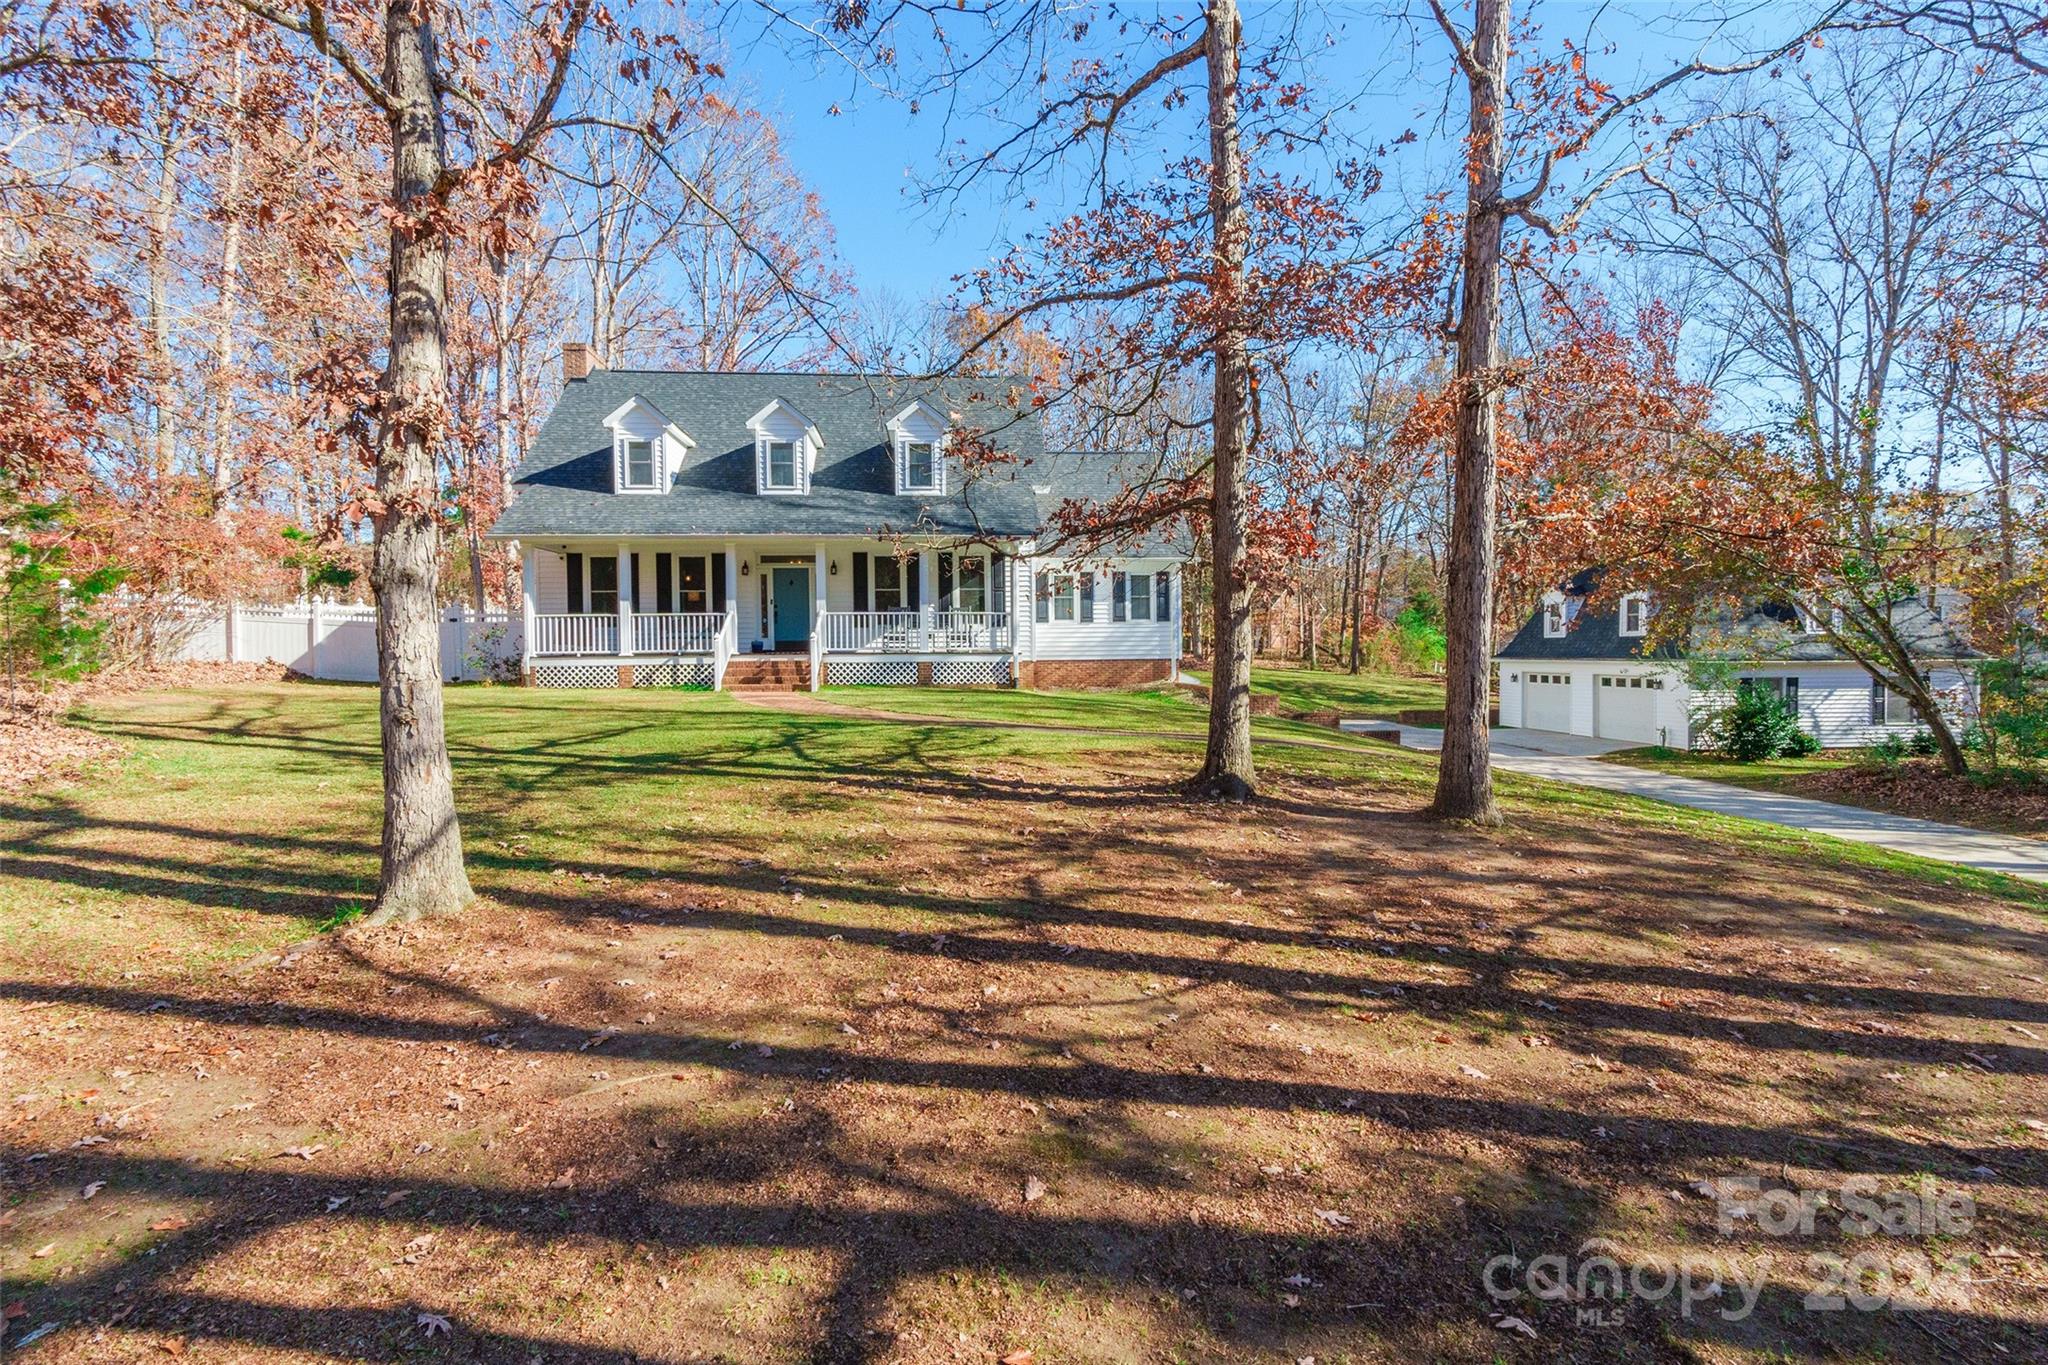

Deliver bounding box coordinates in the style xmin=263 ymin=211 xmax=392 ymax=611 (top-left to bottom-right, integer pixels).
xmin=1506 ymin=666 xmax=1677 ymax=745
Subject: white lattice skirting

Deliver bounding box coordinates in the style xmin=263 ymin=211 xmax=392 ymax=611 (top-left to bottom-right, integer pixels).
xmin=634 ymin=659 xmax=714 ymax=689
xmin=932 ymin=657 xmax=1012 ymax=687
xmin=531 ymin=662 xmax=622 ymax=688
xmin=827 ymin=659 xmax=919 ymax=686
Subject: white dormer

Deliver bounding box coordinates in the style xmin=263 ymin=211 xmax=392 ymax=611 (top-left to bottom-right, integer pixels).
xmin=746 ymin=397 xmax=822 ymax=496
xmin=603 ymin=396 xmax=694 ymax=495
xmin=886 ymin=399 xmax=951 ymax=497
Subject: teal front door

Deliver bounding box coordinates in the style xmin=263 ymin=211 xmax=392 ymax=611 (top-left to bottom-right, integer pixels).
xmin=770 ymin=567 xmax=810 ymax=648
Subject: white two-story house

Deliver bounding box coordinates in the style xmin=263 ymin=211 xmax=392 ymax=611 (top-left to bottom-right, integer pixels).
xmin=487 ymin=350 xmax=1186 ymax=690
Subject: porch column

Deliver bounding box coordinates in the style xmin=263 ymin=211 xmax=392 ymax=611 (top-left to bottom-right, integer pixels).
xmin=723 ymin=543 xmax=738 ymax=626
xmin=616 ymin=541 xmax=634 ymax=656
xmin=520 ymin=545 xmax=536 ymax=678
xmin=918 ymin=548 xmax=936 ymax=651
xmin=812 ymin=543 xmax=828 ymax=692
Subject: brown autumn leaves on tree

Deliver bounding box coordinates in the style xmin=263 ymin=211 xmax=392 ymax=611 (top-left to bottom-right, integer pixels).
xmin=9 ymin=0 xmax=2046 ymax=925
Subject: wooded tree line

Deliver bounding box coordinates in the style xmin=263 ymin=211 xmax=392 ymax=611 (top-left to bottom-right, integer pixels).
xmin=6 ymin=0 xmax=2045 ymax=915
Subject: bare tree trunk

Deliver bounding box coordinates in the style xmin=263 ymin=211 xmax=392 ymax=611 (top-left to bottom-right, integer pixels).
xmin=1193 ymin=0 xmax=1255 ymax=800
xmin=147 ymin=104 xmax=180 ymax=484
xmin=364 ymin=0 xmax=474 ymax=925
xmin=210 ymin=40 xmax=246 ymax=519
xmin=1429 ymin=0 xmax=1507 ymax=825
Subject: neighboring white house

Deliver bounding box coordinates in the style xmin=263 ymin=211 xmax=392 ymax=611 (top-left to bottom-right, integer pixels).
xmin=1494 ymin=572 xmax=1980 ymax=748
xmin=486 ymin=353 xmax=1185 ymax=690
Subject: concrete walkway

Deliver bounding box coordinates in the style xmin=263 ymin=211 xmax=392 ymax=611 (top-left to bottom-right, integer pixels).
xmin=1371 ymin=723 xmax=2048 ymax=884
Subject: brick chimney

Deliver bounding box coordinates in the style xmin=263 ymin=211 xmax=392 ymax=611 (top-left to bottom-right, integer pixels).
xmin=562 ymin=342 xmax=599 ymax=382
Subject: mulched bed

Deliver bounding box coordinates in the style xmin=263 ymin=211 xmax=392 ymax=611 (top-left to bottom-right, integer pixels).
xmin=1790 ymin=758 xmax=2048 ymax=839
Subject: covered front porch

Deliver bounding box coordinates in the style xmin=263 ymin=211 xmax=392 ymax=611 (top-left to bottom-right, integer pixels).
xmin=516 ymin=537 xmax=1018 ymax=689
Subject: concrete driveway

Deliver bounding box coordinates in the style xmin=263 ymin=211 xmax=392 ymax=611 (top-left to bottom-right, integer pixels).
xmin=1344 ymin=722 xmax=2048 ymax=883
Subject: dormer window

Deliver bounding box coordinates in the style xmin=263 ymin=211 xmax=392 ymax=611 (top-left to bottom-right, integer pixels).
xmin=747 ymin=397 xmax=820 ymax=496
xmin=886 ymin=399 xmax=950 ymax=496
xmin=905 ymin=441 xmax=935 ymax=491
xmin=1619 ymin=592 xmax=1648 ymax=637
xmin=603 ymin=396 xmax=692 ymax=496
xmin=622 ymin=438 xmax=655 ymax=490
xmin=1543 ymin=594 xmax=1567 ymax=639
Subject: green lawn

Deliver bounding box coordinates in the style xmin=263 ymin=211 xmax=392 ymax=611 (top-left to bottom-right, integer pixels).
xmin=4 ymin=681 xmax=2046 ymax=1362
xmin=1601 ymin=746 xmax=1852 ymax=793
xmin=1179 ymin=663 xmax=1446 ymax=721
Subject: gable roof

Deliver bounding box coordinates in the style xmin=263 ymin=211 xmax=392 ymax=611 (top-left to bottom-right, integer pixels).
xmin=1028 ymin=450 xmax=1190 ymax=557
xmin=490 ymin=370 xmax=1081 ymax=542
xmin=1497 ymin=572 xmax=1983 ymax=662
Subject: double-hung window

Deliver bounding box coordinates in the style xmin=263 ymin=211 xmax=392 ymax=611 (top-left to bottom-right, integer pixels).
xmin=678 ymin=556 xmax=708 ymax=614
xmin=621 ymin=438 xmax=655 ymax=490
xmin=1127 ymin=571 xmax=1153 ymax=620
xmin=765 ymin=440 xmax=798 ymax=490
xmin=955 ymin=555 xmax=986 ymax=612
xmin=872 ymin=556 xmax=904 ymax=612
xmin=1620 ymin=592 xmax=1647 ymax=637
xmin=1051 ymin=573 xmax=1078 ymax=621
xmin=1870 ymin=679 xmax=1916 ymax=725
xmin=904 ymin=441 xmax=936 ymax=491
xmin=587 ymin=556 xmax=620 ymax=615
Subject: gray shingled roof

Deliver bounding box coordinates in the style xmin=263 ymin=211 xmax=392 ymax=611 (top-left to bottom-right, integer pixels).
xmin=1031 ymin=450 xmax=1191 ymax=557
xmin=490 ymin=369 xmax=1105 ymax=542
xmin=1497 ymin=570 xmax=1982 ymax=662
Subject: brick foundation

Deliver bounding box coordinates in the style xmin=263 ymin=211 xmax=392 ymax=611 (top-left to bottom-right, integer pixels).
xmin=1017 ymin=658 xmax=1174 ymax=690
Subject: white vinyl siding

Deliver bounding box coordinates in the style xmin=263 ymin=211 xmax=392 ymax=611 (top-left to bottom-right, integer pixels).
xmin=1026 ymin=556 xmax=1179 ymax=662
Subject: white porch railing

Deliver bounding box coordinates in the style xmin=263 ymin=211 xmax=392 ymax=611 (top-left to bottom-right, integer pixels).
xmin=532 ymin=613 xmax=617 ymax=656
xmin=929 ymin=610 xmax=1009 ymax=652
xmin=634 ymin=611 xmax=723 ymax=655
xmin=713 ymin=609 xmax=737 ymax=689
xmin=817 ymin=609 xmax=1010 ymax=654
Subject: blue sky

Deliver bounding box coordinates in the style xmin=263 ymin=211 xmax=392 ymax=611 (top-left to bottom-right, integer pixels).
xmin=746 ymin=1 xmax=1800 ymax=305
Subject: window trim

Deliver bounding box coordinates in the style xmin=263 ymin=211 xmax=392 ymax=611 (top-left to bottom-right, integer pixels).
xmin=763 ymin=439 xmax=799 ymax=491
xmin=1050 ymin=572 xmax=1078 ymax=622
xmin=1542 ymin=594 xmax=1567 ymax=639
xmin=617 ymin=437 xmax=656 ymax=490
xmin=953 ymin=554 xmax=987 ymax=613
xmin=901 ymin=439 xmax=938 ymax=493
xmin=1618 ymin=592 xmax=1648 ymax=638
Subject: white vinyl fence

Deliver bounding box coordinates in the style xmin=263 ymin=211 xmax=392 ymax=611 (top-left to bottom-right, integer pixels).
xmin=160 ymin=600 xmax=521 ymax=683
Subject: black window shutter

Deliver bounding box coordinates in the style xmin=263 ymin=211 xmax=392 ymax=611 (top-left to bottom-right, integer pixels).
xmin=1035 ymin=571 xmax=1050 ymax=623
xmin=567 ymin=553 xmax=584 ymax=612
xmin=655 ymin=554 xmax=673 ymax=611
xmin=711 ymin=555 xmax=727 ymax=613
xmin=1870 ymin=676 xmax=1885 ymax=725
xmin=1112 ymin=570 xmax=1127 ymax=622
xmin=630 ymin=554 xmax=643 ymax=611
xmin=907 ymin=555 xmax=921 ymax=611
xmin=991 ymin=552 xmax=1005 ymax=613
xmin=938 ymin=552 xmax=954 ymax=607
xmin=1785 ymin=676 xmax=1799 ymax=711
xmin=1079 ymin=572 xmax=1095 ymax=623
xmin=1156 ymin=571 xmax=1171 ymax=622
xmin=852 ymin=553 xmax=868 ymax=611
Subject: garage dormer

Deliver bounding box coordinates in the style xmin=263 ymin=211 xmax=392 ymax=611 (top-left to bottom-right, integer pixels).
xmin=746 ymin=397 xmax=822 ymax=496
xmin=603 ymin=396 xmax=694 ymax=495
xmin=885 ymin=399 xmax=951 ymax=497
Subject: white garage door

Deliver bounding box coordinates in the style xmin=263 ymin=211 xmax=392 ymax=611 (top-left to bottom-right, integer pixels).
xmin=1595 ymin=674 xmax=1665 ymax=744
xmin=1522 ymin=672 xmax=1572 ymax=731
